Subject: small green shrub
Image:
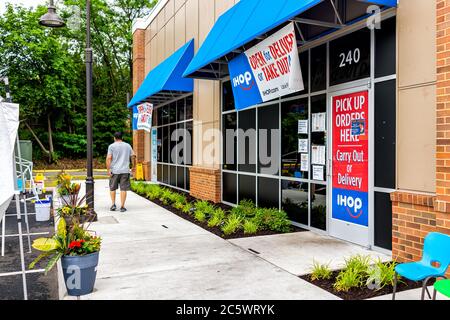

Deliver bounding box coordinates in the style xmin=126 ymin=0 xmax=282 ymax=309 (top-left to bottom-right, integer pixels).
xmin=171 ymin=193 xmax=187 ymax=210
xmin=195 ymin=200 xmax=215 ymax=215
xmin=221 ymin=213 xmax=243 ymax=235
xmin=194 ymin=210 xmax=207 ymax=223
xmin=182 ymin=203 xmax=194 ymax=215
xmin=208 ymin=208 xmax=225 ymax=228
xmin=343 ymin=255 xmax=371 ymax=275
xmin=145 ymin=184 xmax=163 ymax=200
xmin=242 ymin=219 xmax=259 ymax=234
xmin=159 ymin=188 xmax=175 ymax=206
xmin=231 ymin=199 xmax=256 ymax=218
xmin=366 ymin=259 xmax=399 ymax=290
xmin=334 ymin=268 xmax=364 ymax=292
xmin=254 ymin=208 xmax=291 ymax=233
xmin=310 ymin=261 xmax=333 ymax=281
xmin=132 ymin=181 xmax=147 ymax=195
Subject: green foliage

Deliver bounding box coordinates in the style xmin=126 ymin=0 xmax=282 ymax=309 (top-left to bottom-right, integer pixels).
xmin=254 ymin=208 xmax=292 ymax=233
xmin=366 ymin=259 xmax=400 ymax=290
xmin=221 ymin=214 xmax=243 ymax=235
xmin=171 ymin=193 xmax=187 ymax=210
xmin=231 ymin=199 xmax=257 ymax=218
xmin=195 ymin=200 xmax=215 ymax=215
xmin=145 ymin=184 xmax=163 ymax=201
xmin=30 ymin=218 xmax=101 ymax=274
xmin=159 ymin=188 xmax=175 ymax=206
xmin=194 ymin=210 xmax=207 ymax=223
xmin=181 ymin=203 xmax=194 ymax=215
xmin=0 ymin=1 xmax=156 ymax=161
xmin=242 ymin=219 xmax=259 ymax=235
xmin=343 ymin=255 xmax=371 ymax=275
xmin=334 ymin=267 xmax=364 ymax=292
xmin=310 ymin=261 xmax=333 ymax=281
xmin=207 ymin=208 xmax=225 ymax=228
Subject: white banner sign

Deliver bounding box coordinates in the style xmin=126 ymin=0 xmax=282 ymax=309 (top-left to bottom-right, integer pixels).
xmin=229 ymin=22 xmax=304 ymax=110
xmin=136 ymin=102 xmax=154 ymax=133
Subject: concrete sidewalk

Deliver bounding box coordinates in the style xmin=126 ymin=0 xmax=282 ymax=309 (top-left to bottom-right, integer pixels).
xmin=76 ymin=180 xmax=337 ymax=300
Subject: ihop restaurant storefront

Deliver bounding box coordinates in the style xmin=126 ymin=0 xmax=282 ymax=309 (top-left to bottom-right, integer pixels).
xmin=130 ymin=0 xmax=444 ymax=259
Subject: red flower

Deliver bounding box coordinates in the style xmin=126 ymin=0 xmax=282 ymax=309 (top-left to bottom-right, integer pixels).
xmin=69 ymin=240 xmax=83 ymax=249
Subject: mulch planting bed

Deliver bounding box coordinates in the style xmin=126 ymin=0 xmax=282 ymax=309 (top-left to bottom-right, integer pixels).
xmin=134 ymin=187 xmax=306 ymax=240
xmin=300 ymin=269 xmax=430 ymax=300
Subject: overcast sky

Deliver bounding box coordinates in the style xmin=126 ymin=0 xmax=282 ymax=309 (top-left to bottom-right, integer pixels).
xmin=0 ymin=0 xmax=49 ymax=14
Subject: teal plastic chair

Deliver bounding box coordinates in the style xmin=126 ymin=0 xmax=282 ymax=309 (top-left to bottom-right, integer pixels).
xmin=393 ymin=232 xmax=450 ymax=300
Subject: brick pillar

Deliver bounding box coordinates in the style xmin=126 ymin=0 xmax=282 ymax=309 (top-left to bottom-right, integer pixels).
xmin=131 ymin=27 xmax=149 ymax=178
xmin=190 ymin=167 xmax=221 ymax=203
xmin=436 ymin=0 xmax=450 ymax=231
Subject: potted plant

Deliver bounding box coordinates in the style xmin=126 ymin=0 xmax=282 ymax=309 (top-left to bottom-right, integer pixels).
xmin=57 ymin=191 xmax=92 ymax=225
xmin=56 ymin=172 xmax=81 ymax=206
xmin=30 ymin=217 xmax=101 ymax=296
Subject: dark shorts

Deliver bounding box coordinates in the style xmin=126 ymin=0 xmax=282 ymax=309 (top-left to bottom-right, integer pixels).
xmin=110 ymin=174 xmax=131 ymax=191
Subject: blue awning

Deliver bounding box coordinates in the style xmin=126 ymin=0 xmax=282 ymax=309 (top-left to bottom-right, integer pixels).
xmin=128 ymin=39 xmax=194 ymax=108
xmin=183 ymin=0 xmax=396 ymax=79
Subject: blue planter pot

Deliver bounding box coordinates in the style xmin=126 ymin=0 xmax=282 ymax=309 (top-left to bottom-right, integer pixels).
xmin=61 ymin=252 xmax=99 ymax=296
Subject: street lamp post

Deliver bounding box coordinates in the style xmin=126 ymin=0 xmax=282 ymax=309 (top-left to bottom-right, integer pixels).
xmin=40 ymin=0 xmax=95 ymax=214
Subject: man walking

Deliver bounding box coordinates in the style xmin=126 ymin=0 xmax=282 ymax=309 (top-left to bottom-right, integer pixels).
xmin=106 ymin=132 xmax=136 ymax=212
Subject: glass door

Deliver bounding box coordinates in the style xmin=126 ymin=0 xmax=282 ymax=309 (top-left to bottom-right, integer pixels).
xmin=328 ymin=85 xmax=371 ymax=247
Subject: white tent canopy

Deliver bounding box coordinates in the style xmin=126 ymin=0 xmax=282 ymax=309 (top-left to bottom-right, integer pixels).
xmin=0 ymin=101 xmax=19 ymax=222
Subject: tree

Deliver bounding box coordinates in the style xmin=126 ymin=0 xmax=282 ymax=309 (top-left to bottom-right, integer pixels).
xmin=0 ymin=0 xmax=156 ymax=162
xmin=0 ymin=4 xmax=82 ymax=162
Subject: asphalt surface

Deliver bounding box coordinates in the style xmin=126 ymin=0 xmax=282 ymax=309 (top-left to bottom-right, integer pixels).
xmin=0 ymin=197 xmax=59 ymax=300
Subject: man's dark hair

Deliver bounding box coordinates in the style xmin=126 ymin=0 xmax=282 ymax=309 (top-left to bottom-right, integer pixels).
xmin=114 ymin=132 xmax=123 ymax=140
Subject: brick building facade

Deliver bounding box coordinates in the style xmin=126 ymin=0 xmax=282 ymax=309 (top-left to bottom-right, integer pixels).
xmin=130 ymin=0 xmax=450 ymax=257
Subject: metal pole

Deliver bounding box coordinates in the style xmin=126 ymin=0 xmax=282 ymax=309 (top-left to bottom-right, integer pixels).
xmin=85 ymin=0 xmax=95 ymax=213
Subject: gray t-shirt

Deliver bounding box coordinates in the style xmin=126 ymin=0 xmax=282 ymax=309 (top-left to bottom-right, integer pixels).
xmin=107 ymin=141 xmax=134 ymax=175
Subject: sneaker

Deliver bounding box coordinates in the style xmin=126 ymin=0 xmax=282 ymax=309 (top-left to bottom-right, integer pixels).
xmin=120 ymin=207 xmax=127 ymax=213
xmin=110 ymin=204 xmax=117 ymax=211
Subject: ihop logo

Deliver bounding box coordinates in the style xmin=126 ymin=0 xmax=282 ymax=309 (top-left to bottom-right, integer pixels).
xmin=232 ymin=71 xmax=254 ymax=91
xmin=337 ymin=193 xmax=363 ymax=218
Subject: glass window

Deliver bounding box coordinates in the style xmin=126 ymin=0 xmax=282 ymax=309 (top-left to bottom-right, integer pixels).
xmin=169 ymin=102 xmax=177 ymax=123
xmin=310 ymin=94 xmax=327 ymax=181
xmin=157 ymin=107 xmax=163 ymax=126
xmin=375 ymin=192 xmax=392 ymax=250
xmin=186 ymin=96 xmax=193 ymax=120
xmin=222 ymin=81 xmax=235 ymax=112
xmin=223 ymin=112 xmax=237 ymax=171
xmin=162 ymin=164 xmax=169 ymax=184
xmin=177 ymin=122 xmax=185 ymax=165
xmin=162 ymin=126 xmax=168 ymax=163
xmin=311 ymin=184 xmax=327 ymax=231
xmin=169 ymin=124 xmax=176 ymax=164
xmin=177 ymin=166 xmax=185 ymax=190
xmin=329 ymin=28 xmax=371 ymax=86
xmin=238 ymin=109 xmax=256 ymax=173
xmin=281 ymin=98 xmax=309 ymax=179
xmin=238 ymin=174 xmax=256 ymax=203
xmin=282 ymin=180 xmax=309 ymax=225
xmin=185 ymin=167 xmax=190 ymax=190
xmin=176 ymin=98 xmax=185 ymax=122
xmin=161 ymin=105 xmax=169 ymax=125
xmin=223 ymin=172 xmax=237 ymax=204
xmin=311 ymin=44 xmax=326 ymax=92
xmin=258 ymin=177 xmax=279 ymax=209
xmin=185 ymin=121 xmax=193 ymax=166
xmin=170 ymin=165 xmax=176 ymax=187
xmin=157 ymin=164 xmax=162 ymax=182
xmin=375 ymin=17 xmax=396 ymax=78
xmin=375 ymin=80 xmax=396 ymax=189
xmin=157 ymin=127 xmax=163 ymax=162
xmin=258 ymin=104 xmax=279 ymax=176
